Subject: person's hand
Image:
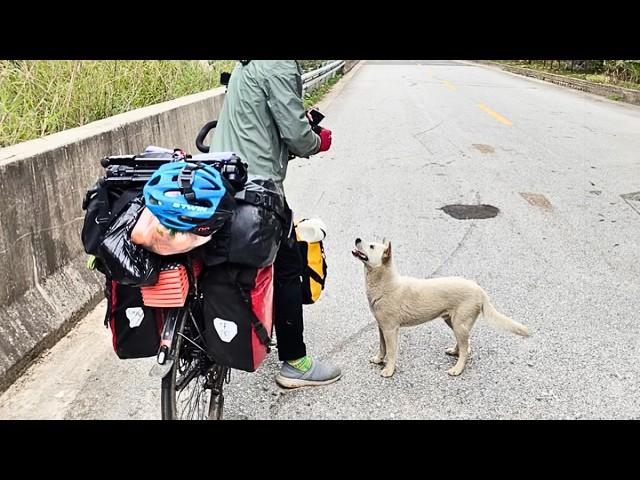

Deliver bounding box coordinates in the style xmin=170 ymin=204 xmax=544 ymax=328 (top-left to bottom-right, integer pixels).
xmin=305 ymin=110 xmax=315 ymax=124
xmin=318 ymin=128 xmax=332 ymax=152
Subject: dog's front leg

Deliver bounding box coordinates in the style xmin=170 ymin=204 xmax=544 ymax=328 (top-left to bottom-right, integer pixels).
xmin=370 ymin=327 xmax=386 ymax=364
xmin=380 ymin=327 xmax=399 ymax=377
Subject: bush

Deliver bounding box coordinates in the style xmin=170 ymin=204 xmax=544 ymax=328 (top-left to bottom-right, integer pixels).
xmin=0 ymin=60 xmax=235 ymax=147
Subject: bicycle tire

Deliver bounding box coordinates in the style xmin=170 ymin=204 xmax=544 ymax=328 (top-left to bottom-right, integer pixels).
xmin=160 ymin=308 xmax=222 ymax=420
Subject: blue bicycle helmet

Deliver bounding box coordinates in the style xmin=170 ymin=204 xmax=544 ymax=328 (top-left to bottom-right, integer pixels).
xmin=143 ymin=161 xmax=235 ymax=236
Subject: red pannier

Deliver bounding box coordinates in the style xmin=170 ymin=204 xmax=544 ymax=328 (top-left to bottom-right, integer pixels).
xmin=201 ymin=264 xmax=273 ymax=372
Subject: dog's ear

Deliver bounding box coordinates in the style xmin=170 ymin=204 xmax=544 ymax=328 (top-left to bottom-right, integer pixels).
xmin=383 ymin=240 xmax=392 ymax=263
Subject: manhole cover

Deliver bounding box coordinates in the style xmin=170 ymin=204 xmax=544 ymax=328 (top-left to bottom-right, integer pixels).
xmin=440 ymin=204 xmax=500 ymax=220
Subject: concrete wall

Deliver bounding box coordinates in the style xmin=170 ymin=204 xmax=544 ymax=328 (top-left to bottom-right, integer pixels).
xmin=0 ymin=88 xmax=226 ymax=392
xmin=342 ymin=60 xmax=360 ymax=74
xmin=0 ymin=60 xmax=362 ymax=392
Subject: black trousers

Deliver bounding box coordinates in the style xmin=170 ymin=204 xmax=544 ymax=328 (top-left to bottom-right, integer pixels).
xmin=273 ymin=225 xmax=307 ymax=361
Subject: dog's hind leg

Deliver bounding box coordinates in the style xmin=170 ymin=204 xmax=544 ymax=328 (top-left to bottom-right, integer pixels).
xmin=447 ymin=307 xmax=480 ymax=376
xmin=380 ymin=327 xmax=399 ymax=377
xmin=370 ymin=327 xmax=387 ymax=365
xmin=443 ymin=314 xmax=459 ymax=357
xmin=447 ymin=324 xmax=470 ymax=376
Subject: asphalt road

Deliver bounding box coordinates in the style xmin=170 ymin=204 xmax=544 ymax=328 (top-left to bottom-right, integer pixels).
xmin=2 ymin=60 xmax=639 ymax=420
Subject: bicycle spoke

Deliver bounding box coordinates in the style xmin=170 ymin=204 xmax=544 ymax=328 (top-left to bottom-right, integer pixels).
xmin=162 ymin=301 xmax=226 ymax=421
xmin=177 ymin=331 xmax=206 ymax=353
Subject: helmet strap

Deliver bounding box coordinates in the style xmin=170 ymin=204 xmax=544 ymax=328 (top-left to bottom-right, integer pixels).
xmin=179 ymin=163 xmax=200 ymax=203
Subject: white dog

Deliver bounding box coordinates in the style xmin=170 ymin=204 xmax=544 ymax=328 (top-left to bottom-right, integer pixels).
xmin=352 ymin=238 xmax=529 ymax=377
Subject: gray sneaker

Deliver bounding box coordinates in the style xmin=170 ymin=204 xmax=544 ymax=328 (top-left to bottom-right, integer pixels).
xmin=275 ymin=359 xmax=342 ymax=389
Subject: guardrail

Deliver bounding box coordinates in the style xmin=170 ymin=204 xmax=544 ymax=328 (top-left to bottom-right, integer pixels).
xmin=302 ymin=60 xmax=345 ymax=92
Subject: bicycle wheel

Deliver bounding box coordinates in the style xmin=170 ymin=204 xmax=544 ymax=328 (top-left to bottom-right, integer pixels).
xmin=161 ymin=308 xmax=227 ymax=420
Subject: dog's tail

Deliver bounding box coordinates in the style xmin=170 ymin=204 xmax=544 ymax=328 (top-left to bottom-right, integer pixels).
xmin=481 ymin=292 xmax=530 ymax=337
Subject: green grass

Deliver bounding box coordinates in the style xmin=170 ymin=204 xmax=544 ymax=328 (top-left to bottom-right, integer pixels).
xmin=0 ymin=60 xmax=235 ymax=148
xmin=303 ymin=72 xmax=343 ymax=109
xmin=496 ymin=60 xmax=640 ymax=91
xmin=580 ymin=74 xmax=640 ymax=91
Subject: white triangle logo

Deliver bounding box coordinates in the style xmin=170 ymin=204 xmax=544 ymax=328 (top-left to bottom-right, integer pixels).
xmin=214 ymin=318 xmax=238 ymax=343
xmin=126 ymin=307 xmax=145 ymax=328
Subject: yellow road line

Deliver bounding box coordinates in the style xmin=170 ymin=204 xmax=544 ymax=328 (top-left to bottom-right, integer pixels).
xmin=442 ymin=80 xmax=456 ymax=91
xmin=476 ymin=103 xmax=513 ymax=126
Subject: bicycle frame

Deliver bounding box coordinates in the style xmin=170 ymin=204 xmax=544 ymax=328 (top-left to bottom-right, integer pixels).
xmin=155 ymin=264 xmax=230 ymax=420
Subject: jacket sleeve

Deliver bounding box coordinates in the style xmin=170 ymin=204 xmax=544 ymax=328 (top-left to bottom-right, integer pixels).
xmin=264 ymin=69 xmax=320 ymax=157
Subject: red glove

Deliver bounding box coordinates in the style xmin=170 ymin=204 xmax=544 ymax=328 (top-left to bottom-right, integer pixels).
xmin=318 ymin=127 xmax=332 ymax=152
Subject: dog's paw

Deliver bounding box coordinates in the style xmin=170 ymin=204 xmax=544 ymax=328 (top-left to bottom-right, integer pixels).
xmin=445 ymin=346 xmax=459 ymax=357
xmin=369 ymin=355 xmax=385 ymax=365
xmin=381 ymin=367 xmax=395 ymax=378
xmin=447 ymin=366 xmax=464 ymax=376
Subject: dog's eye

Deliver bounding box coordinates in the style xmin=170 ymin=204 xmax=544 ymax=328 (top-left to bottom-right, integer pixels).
xmin=369 ymin=245 xmax=374 ymax=250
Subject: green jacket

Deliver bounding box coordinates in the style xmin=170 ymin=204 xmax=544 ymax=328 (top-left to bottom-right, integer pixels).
xmin=210 ymin=60 xmax=321 ymax=189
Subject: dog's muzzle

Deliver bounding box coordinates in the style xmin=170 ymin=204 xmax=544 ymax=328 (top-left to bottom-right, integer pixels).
xmin=352 ymin=238 xmax=368 ymax=261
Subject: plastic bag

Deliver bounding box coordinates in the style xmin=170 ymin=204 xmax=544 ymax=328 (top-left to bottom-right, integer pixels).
xmin=131 ymin=207 xmax=212 ymax=255
xmin=98 ymin=197 xmax=161 ymax=286
xmin=295 ymin=217 xmax=327 ymax=242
